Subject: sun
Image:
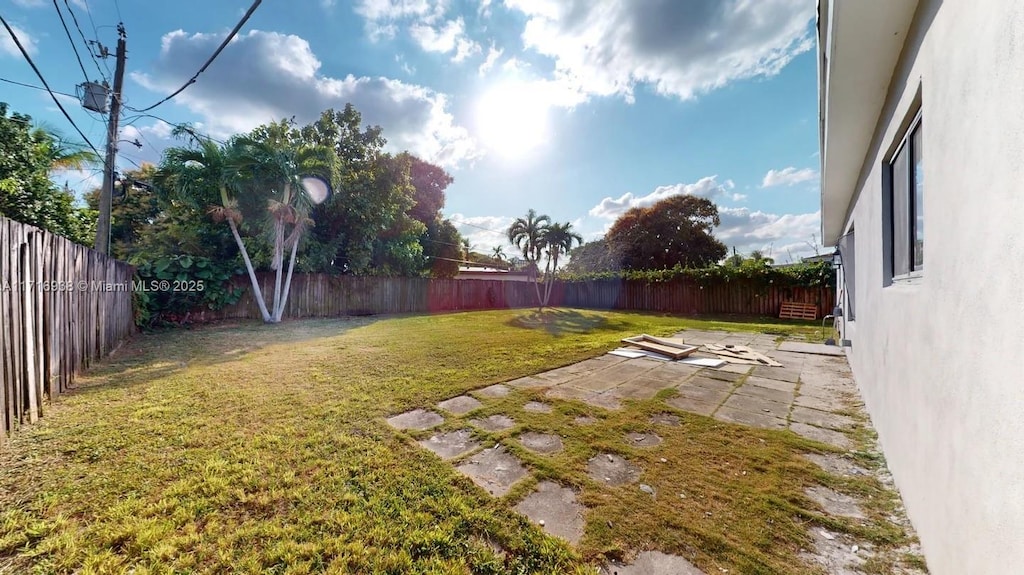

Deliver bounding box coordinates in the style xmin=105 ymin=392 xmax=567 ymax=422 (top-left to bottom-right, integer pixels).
xmin=474 ymin=81 xmax=551 ymax=160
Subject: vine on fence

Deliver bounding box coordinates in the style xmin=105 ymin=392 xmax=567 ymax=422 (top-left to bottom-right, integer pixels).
xmin=557 ymin=261 xmax=835 ymax=288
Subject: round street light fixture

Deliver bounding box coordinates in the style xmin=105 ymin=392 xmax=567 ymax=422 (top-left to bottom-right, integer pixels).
xmin=301 ymin=175 xmax=332 ymax=205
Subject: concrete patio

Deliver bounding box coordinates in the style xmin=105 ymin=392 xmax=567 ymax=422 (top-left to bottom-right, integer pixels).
xmin=386 ymin=328 xmax=924 ymax=574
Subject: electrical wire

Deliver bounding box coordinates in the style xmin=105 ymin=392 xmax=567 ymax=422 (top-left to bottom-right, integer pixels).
xmin=131 ymin=0 xmax=263 ymax=112
xmin=63 ymin=0 xmax=107 ymax=81
xmin=52 ymin=0 xmax=91 ymax=83
xmin=0 ymin=13 xmax=101 ymax=156
xmin=0 ymin=76 xmax=78 ymax=98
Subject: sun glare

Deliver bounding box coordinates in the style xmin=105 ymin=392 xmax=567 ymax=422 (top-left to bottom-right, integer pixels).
xmin=475 ymin=81 xmax=550 ymax=160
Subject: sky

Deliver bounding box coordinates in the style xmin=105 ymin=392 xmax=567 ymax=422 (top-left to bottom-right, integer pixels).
xmin=1 ymin=0 xmax=828 ymax=264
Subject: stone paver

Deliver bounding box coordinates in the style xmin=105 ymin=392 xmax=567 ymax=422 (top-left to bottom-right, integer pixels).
xmin=675 ymin=384 xmax=730 ymax=405
xmin=574 ymin=415 xmax=598 ymax=425
xmin=719 ymin=363 xmax=753 ymax=375
xmin=523 ymin=401 xmax=553 ymax=413
xmin=507 ymin=376 xmax=549 ymax=389
xmin=518 ymin=432 xmax=564 ymax=454
xmin=699 ymin=369 xmax=745 ymax=383
xmin=419 ymin=429 xmax=481 ymax=460
xmin=721 ymin=394 xmax=790 ymax=420
xmin=473 ymin=383 xmax=513 ymax=399
xmin=437 ymin=395 xmax=484 ymax=415
xmin=625 ymin=432 xmax=662 ymax=448
xmin=794 ymin=392 xmax=848 ymax=412
xmin=790 ymin=405 xmax=857 ymax=431
xmin=600 ymin=551 xmax=707 ymax=575
xmin=732 ymin=382 xmax=795 ymax=404
xmin=687 ymin=375 xmax=735 ymax=393
xmin=790 ymin=422 xmax=854 ymax=449
xmin=744 ymin=375 xmax=798 ymax=393
xmin=456 ymin=445 xmax=529 ymax=497
xmin=470 ymin=414 xmax=516 ymax=432
xmin=714 ymin=406 xmax=787 ymax=430
xmin=650 ymin=413 xmax=681 ymax=426
xmin=386 ymin=409 xmax=444 ymax=431
xmin=587 ymin=453 xmax=641 ymax=486
xmin=779 ymin=341 xmax=846 ymax=356
xmin=803 ymin=453 xmax=869 ymax=478
xmin=805 ymin=485 xmax=866 ymax=519
xmin=751 ymin=365 xmax=802 ymax=383
xmin=514 ymin=481 xmax=587 ymax=544
xmin=666 ymin=395 xmax=718 ymax=416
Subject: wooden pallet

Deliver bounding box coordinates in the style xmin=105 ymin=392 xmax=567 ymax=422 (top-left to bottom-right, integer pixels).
xmin=779 ymin=301 xmax=818 ymax=320
xmin=620 ymin=335 xmax=698 ymax=360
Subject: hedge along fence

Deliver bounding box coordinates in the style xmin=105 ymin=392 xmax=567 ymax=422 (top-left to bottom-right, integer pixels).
xmin=197 ymin=266 xmax=835 ymax=321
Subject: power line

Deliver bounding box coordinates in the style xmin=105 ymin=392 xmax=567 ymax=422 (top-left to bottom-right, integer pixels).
xmin=122 ymin=111 xmax=226 ymax=145
xmin=0 ymin=77 xmax=78 ymax=98
xmin=53 ymin=0 xmax=90 ymax=83
xmin=0 ymin=13 xmax=100 ymax=156
xmin=63 ymin=0 xmax=107 ymax=81
xmin=453 ymin=219 xmax=506 ymax=235
xmin=131 ymin=0 xmax=263 ymax=113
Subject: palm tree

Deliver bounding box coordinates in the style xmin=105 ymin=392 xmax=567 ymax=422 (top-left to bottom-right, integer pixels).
xmin=491 ymin=245 xmax=505 ymax=263
xmin=461 ymin=238 xmax=473 ymax=264
xmin=506 ymin=209 xmax=551 ymax=307
xmin=155 ymin=137 xmax=274 ymax=322
xmin=229 ymin=136 xmax=334 ymax=322
xmin=539 ymin=221 xmax=582 ymax=306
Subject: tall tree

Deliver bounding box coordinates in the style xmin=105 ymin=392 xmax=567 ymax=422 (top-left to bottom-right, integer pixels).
xmin=0 ymin=103 xmax=99 ymax=243
xmin=155 ymin=136 xmax=275 ymax=322
xmin=507 ymin=209 xmax=551 ymax=307
xmin=605 ymin=195 xmax=727 ymax=270
xmin=421 ymin=217 xmax=462 ymax=277
xmin=564 ymin=238 xmax=623 ymax=274
xmin=538 ymin=221 xmax=582 ymax=306
xmin=491 ymin=245 xmax=506 ymax=262
xmin=231 ymin=134 xmax=336 ymax=321
xmin=401 ymin=152 xmax=453 ymax=225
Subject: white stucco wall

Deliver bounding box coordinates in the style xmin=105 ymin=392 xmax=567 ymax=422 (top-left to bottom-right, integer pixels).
xmin=835 ymin=1 xmax=1024 ymax=573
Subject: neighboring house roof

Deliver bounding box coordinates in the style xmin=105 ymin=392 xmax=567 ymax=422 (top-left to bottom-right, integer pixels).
xmin=818 ymin=0 xmax=921 ymax=244
xmin=455 ymin=267 xmax=533 ymax=282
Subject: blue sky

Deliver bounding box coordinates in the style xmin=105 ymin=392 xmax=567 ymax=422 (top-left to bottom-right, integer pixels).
xmin=1 ymin=0 xmax=827 ymax=263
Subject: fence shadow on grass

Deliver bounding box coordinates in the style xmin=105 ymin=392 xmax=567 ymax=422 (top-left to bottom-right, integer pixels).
xmin=64 ymin=317 xmax=383 ymax=397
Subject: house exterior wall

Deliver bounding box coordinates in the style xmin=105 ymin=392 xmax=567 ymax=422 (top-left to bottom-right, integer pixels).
xmin=833 ymin=1 xmax=1024 ymax=573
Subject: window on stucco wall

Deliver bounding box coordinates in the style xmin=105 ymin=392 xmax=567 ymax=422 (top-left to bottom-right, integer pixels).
xmin=888 ymin=111 xmax=923 ymax=280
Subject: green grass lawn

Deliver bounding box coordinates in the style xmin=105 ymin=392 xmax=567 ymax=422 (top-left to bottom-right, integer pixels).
xmin=0 ymin=309 xmax=903 ymax=574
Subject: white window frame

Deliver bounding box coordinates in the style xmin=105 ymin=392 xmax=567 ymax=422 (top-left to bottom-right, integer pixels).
xmin=887 ymin=109 xmax=923 ymax=283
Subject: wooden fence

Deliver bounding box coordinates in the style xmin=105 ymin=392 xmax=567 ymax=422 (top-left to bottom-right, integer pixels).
xmin=1 ymin=216 xmax=136 ymax=442
xmin=203 ymin=273 xmax=834 ymax=321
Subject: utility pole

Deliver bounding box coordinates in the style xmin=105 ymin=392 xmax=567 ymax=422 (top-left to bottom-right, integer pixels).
xmin=94 ymin=24 xmax=126 ymax=256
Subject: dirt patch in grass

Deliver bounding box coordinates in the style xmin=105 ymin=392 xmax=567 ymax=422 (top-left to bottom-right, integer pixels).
xmin=0 ymin=309 xmax=905 ymax=574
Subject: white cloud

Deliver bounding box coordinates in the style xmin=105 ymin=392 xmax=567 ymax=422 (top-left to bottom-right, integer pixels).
xmin=715 ymin=207 xmax=822 ymax=262
xmin=478 ymin=0 xmax=493 ymax=18
xmin=503 ymin=0 xmax=814 ymax=103
xmin=131 ymin=29 xmax=480 ymax=168
xmin=449 ymin=213 xmax=514 ymax=253
xmin=1 ymin=23 xmax=37 ymax=57
xmin=409 ymin=18 xmax=481 ymax=62
xmin=355 ymin=0 xmax=449 ymax=40
xmin=589 ymin=175 xmax=741 ymax=219
xmin=478 ymin=43 xmax=502 ymax=75
xmin=761 ymin=166 xmax=819 ymax=187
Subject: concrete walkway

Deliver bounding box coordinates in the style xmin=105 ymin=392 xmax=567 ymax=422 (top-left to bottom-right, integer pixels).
xmin=510 ymin=329 xmax=861 ymax=449
xmin=385 ymin=329 xmax=924 ymax=575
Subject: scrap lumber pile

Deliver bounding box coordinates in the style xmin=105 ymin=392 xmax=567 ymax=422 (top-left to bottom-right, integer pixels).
xmin=614 ymin=334 xmax=784 ymax=368
xmin=701 ymin=344 xmax=782 ymax=367
xmin=619 ymin=334 xmax=698 ymax=360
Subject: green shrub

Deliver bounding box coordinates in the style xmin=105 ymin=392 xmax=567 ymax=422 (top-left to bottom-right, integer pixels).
xmin=132 ymin=255 xmax=244 ymax=328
